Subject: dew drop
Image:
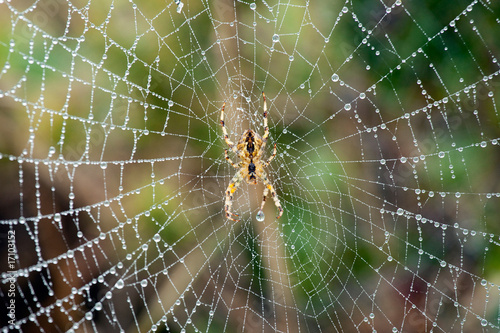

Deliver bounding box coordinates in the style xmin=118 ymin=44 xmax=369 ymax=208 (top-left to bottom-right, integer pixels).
xmin=95 ymin=302 xmax=103 ymax=311
xmin=331 ymin=74 xmax=339 ymax=82
xmin=116 ymin=279 xmax=124 ymax=289
xmin=256 ymin=210 xmax=265 ymax=222
xmin=176 ymin=1 xmax=184 ymax=13
xmin=48 ymin=146 xmax=56 ymax=156
xmin=250 ymin=3 xmax=256 ymax=10
xmin=272 ymin=34 xmax=280 ymax=43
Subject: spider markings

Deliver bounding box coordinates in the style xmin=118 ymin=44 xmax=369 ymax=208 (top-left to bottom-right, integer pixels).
xmin=220 ymin=92 xmax=283 ymax=222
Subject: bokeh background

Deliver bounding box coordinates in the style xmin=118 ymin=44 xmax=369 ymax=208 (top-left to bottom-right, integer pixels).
xmin=1 ymin=0 xmax=500 ymax=332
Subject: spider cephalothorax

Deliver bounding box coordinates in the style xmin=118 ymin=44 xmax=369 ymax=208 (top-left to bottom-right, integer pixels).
xmin=220 ymin=92 xmax=283 ymax=222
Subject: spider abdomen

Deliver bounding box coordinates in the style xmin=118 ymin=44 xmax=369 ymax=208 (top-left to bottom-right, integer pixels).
xmin=247 ymin=141 xmax=255 ymax=154
xmin=245 ymin=131 xmax=256 ymax=155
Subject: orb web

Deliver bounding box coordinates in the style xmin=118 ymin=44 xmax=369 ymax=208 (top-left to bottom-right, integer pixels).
xmin=0 ymin=0 xmax=499 ymax=332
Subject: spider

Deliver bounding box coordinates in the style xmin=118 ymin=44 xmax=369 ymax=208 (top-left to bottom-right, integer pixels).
xmin=220 ymin=92 xmax=283 ymax=222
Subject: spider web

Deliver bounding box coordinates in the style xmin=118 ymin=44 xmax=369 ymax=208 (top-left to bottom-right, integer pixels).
xmin=1 ymin=0 xmax=500 ymax=332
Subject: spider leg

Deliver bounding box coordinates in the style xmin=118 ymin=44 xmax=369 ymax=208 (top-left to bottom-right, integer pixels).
xmin=225 ymin=149 xmax=239 ymax=168
xmin=263 ymin=143 xmax=277 ymax=167
xmin=225 ymin=170 xmax=244 ymax=221
xmin=259 ymin=186 xmax=269 ymax=214
xmin=262 ymin=92 xmax=269 ymax=145
xmin=220 ymin=102 xmax=238 ymax=153
xmin=258 ymin=170 xmax=283 ymax=219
